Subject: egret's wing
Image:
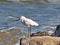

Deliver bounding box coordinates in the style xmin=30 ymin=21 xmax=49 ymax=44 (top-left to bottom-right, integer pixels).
xmin=20 ymin=16 xmax=39 ymax=26
xmin=25 ymin=20 xmax=30 ymax=26
xmin=27 ymin=19 xmax=39 ymax=26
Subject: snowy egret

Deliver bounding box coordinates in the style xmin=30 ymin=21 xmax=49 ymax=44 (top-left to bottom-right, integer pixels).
xmin=17 ymin=16 xmax=39 ymax=34
xmin=17 ymin=16 xmax=39 ymax=45
xmin=18 ymin=16 xmax=39 ymax=27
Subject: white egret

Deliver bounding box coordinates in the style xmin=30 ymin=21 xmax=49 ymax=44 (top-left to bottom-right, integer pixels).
xmin=17 ymin=16 xmax=39 ymax=45
xmin=20 ymin=16 xmax=39 ymax=27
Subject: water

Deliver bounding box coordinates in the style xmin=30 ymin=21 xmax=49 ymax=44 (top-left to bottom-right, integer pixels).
xmin=0 ymin=2 xmax=60 ymax=33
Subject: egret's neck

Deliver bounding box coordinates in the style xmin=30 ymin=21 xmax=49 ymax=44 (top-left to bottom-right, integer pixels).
xmin=28 ymin=25 xmax=31 ymax=28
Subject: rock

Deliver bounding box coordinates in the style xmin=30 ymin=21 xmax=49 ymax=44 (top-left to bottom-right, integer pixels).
xmin=22 ymin=36 xmax=60 ymax=45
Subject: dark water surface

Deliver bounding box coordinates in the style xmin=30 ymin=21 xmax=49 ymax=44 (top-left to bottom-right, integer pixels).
xmin=0 ymin=2 xmax=60 ymax=33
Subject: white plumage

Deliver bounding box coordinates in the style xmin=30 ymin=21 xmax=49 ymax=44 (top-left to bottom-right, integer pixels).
xmin=20 ymin=16 xmax=39 ymax=27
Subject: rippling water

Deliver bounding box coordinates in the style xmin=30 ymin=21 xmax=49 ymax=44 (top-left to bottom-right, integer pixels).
xmin=0 ymin=2 xmax=60 ymax=33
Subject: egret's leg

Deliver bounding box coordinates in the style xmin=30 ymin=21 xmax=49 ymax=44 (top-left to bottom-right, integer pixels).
xmin=28 ymin=26 xmax=31 ymax=45
xmin=28 ymin=26 xmax=31 ymax=38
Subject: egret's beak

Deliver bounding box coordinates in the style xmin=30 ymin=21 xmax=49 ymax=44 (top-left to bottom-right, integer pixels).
xmin=16 ymin=18 xmax=20 ymax=21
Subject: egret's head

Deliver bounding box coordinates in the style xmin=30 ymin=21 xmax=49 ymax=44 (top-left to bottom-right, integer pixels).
xmin=20 ymin=16 xmax=26 ymax=21
xmin=16 ymin=16 xmax=26 ymax=21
